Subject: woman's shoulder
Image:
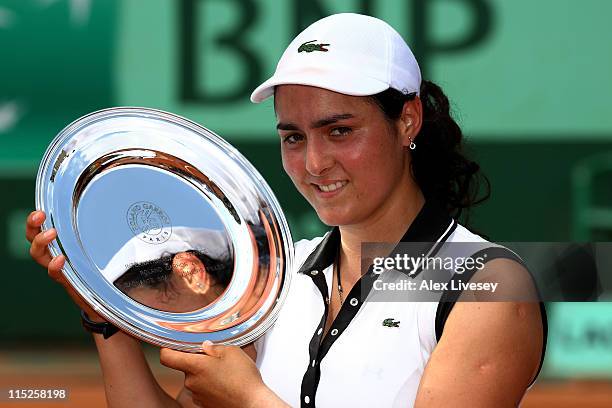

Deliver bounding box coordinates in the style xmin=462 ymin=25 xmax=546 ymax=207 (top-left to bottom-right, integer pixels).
xmin=447 ymin=223 xmax=526 ymax=265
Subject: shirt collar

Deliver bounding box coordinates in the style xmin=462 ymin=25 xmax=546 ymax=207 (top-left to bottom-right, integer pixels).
xmin=297 ymin=200 xmax=454 ymax=274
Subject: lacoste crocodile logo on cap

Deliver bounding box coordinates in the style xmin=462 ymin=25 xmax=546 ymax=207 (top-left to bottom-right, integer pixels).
xmin=298 ymin=40 xmax=330 ymax=53
xmin=382 ymin=318 xmax=400 ymax=328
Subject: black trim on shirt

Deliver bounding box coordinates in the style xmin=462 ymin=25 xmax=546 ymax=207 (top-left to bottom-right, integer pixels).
xmin=298 ymin=200 xmax=454 ymax=407
xmin=298 ymin=227 xmax=340 ymax=277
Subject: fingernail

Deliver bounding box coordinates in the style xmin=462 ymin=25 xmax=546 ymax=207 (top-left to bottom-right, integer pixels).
xmin=44 ymin=229 xmax=55 ymax=238
xmin=202 ymin=340 xmax=213 ymax=346
xmin=32 ymin=213 xmax=41 ymax=222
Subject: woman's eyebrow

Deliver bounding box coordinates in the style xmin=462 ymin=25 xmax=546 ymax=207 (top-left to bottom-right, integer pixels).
xmin=276 ymin=113 xmax=355 ymax=131
xmin=311 ymin=113 xmax=354 ymax=129
xmin=276 ymin=122 xmax=299 ymax=131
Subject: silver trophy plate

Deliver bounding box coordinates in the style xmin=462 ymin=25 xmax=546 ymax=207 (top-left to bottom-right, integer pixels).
xmin=36 ymin=107 xmax=294 ymax=351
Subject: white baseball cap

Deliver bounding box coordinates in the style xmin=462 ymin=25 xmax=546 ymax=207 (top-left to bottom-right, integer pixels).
xmin=250 ymin=13 xmax=421 ymax=103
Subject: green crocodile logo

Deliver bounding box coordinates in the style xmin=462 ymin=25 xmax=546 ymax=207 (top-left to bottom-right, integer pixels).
xmin=382 ymin=318 xmax=400 ymax=328
xmin=298 ymin=40 xmax=330 ymax=53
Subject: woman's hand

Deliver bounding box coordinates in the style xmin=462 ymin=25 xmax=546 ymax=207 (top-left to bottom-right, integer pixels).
xmin=160 ymin=342 xmax=287 ymax=408
xmin=26 ymin=210 xmax=104 ymax=321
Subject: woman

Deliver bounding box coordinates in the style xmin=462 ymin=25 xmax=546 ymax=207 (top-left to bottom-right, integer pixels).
xmin=27 ymin=13 xmax=546 ymax=407
xmin=114 ymin=249 xmax=231 ymax=313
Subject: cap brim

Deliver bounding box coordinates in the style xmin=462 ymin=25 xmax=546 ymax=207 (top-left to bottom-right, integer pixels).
xmin=250 ymin=68 xmax=390 ymax=103
xmin=101 ymin=227 xmax=230 ymax=283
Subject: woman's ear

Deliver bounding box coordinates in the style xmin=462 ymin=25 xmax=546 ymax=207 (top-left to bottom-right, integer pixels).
xmin=398 ymin=97 xmax=423 ymax=148
xmin=172 ymin=252 xmax=210 ymax=292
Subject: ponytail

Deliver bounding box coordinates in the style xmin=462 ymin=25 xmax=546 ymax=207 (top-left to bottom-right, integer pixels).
xmin=370 ymin=80 xmax=490 ymax=223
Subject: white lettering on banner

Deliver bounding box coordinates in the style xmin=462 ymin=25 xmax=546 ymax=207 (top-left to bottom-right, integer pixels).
xmin=372 ymin=279 xmax=499 ymax=293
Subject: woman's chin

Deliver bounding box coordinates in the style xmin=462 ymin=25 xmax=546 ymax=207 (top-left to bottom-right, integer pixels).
xmin=314 ymin=208 xmax=354 ymax=227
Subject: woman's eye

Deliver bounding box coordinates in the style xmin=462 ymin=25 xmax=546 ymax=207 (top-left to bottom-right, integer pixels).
xmin=282 ymin=133 xmax=304 ymax=144
xmin=330 ymin=127 xmax=351 ymax=137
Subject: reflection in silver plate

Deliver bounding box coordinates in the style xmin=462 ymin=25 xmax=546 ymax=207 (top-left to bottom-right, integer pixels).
xmin=36 ymin=107 xmax=293 ymax=351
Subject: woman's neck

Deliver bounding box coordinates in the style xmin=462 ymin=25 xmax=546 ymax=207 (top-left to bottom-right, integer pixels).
xmin=338 ymin=181 xmax=425 ymax=282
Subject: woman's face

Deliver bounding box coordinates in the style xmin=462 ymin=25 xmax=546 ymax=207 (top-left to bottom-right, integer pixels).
xmin=275 ymin=85 xmax=416 ymax=227
xmin=127 ymin=252 xmax=222 ymax=313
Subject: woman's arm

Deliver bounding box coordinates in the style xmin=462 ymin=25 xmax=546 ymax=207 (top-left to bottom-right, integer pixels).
xmin=414 ymin=301 xmax=544 ymax=407
xmin=92 ymin=331 xmax=183 ymax=408
xmin=26 ymin=211 xmax=191 ymax=408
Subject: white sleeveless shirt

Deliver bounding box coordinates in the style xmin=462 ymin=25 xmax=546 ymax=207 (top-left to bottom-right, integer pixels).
xmin=254 ymin=202 xmax=546 ymax=407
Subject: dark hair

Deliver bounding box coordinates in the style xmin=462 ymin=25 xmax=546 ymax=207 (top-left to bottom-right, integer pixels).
xmin=113 ymin=250 xmax=233 ymax=295
xmin=370 ymin=80 xmax=490 ymax=223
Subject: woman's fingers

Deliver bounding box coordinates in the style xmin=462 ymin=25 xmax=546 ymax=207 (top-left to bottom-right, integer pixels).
xmin=201 ymin=340 xmax=221 ymax=357
xmin=26 ymin=211 xmax=105 ymax=320
xmin=48 ymin=255 xmax=66 ymax=282
xmin=160 ymin=348 xmax=198 ymax=373
xmin=29 ymin=227 xmax=56 ymax=268
xmin=25 ymin=210 xmax=45 ymax=243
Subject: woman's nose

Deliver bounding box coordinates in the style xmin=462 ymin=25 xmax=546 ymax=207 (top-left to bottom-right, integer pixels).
xmin=305 ymin=137 xmax=333 ymax=176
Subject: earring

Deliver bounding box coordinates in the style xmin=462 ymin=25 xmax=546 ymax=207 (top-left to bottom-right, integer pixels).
xmin=408 ymin=137 xmax=416 ymax=150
